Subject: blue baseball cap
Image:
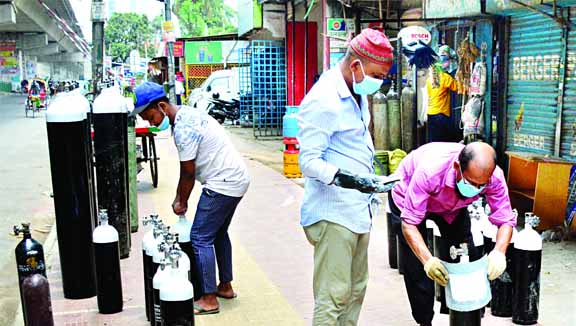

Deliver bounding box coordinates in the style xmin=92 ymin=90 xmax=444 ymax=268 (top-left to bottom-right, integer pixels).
xmin=131 ymin=82 xmax=166 ymax=116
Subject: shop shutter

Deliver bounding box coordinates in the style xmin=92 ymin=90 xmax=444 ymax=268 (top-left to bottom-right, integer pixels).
xmin=560 ymin=8 xmax=576 ymax=160
xmin=506 ymin=12 xmax=562 ymax=155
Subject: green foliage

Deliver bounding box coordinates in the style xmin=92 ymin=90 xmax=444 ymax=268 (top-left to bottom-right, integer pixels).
xmin=105 ymin=13 xmax=155 ymax=63
xmin=174 ymin=0 xmax=237 ymax=37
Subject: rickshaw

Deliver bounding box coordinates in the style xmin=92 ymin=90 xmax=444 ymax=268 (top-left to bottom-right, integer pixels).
xmin=25 ymin=79 xmax=48 ymax=118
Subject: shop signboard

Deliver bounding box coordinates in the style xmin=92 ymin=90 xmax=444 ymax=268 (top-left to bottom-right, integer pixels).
xmin=327 ymin=18 xmax=354 ymax=48
xmin=425 ymin=0 xmax=481 ymax=18
xmin=486 ymin=0 xmax=576 ymax=14
xmin=173 ymin=41 xmax=184 ymax=57
xmin=185 ymin=41 xmax=223 ymax=64
xmin=398 ymin=26 xmax=431 ymax=46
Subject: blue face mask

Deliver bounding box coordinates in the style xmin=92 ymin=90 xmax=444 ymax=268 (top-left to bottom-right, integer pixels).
xmin=157 ymin=114 xmax=170 ymax=131
xmin=456 ymin=166 xmax=486 ymax=198
xmin=351 ymin=61 xmax=383 ymax=95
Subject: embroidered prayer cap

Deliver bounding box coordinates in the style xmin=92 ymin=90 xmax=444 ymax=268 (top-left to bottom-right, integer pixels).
xmin=349 ymin=28 xmax=394 ymax=65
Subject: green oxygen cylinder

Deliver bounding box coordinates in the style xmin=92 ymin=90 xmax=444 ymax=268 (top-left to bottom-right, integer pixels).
xmin=387 ymin=82 xmax=401 ymax=150
xmin=372 ymin=89 xmax=389 ymax=150
xmin=401 ymin=81 xmax=416 ymax=152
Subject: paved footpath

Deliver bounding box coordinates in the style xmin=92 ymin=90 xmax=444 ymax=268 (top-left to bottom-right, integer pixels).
xmin=11 ymin=128 xmax=572 ymax=325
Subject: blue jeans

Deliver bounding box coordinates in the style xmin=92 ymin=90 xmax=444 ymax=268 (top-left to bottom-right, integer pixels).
xmin=191 ymin=188 xmax=242 ymax=295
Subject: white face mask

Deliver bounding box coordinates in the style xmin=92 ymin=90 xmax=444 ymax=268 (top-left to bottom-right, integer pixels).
xmin=351 ymin=61 xmax=383 ymax=95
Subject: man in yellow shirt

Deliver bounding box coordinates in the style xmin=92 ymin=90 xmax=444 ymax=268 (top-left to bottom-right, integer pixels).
xmin=426 ymin=45 xmax=466 ymax=142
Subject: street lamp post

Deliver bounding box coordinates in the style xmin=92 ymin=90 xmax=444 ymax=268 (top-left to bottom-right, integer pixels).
xmin=91 ymin=0 xmax=106 ymax=95
xmin=159 ymin=0 xmax=176 ymax=103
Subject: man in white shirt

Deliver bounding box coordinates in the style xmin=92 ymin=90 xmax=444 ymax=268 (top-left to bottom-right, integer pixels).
xmin=133 ymin=82 xmax=250 ymax=315
xmin=298 ymin=29 xmax=396 ymax=325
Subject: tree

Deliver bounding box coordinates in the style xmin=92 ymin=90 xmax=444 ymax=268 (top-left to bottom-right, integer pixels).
xmin=105 ymin=13 xmax=155 ymax=63
xmin=174 ymin=0 xmax=237 ymax=37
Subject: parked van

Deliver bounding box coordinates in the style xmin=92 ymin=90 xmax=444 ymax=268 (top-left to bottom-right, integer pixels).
xmin=188 ymin=68 xmax=239 ymax=112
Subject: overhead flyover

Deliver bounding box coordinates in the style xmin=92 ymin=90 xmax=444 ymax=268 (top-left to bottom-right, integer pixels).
xmin=0 ymin=0 xmax=90 ymax=90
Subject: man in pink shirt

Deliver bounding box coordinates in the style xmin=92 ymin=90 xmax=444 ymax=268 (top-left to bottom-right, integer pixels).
xmin=389 ymin=142 xmax=515 ymax=326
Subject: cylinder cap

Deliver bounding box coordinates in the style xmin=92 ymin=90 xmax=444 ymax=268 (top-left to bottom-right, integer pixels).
xmin=93 ymin=87 xmax=128 ymax=114
xmin=46 ymin=92 xmax=88 ymax=122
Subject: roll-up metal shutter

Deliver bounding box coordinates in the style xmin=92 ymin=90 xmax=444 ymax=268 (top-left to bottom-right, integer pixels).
xmin=506 ymin=12 xmax=562 ymax=155
xmin=561 ymin=8 xmax=576 ymax=160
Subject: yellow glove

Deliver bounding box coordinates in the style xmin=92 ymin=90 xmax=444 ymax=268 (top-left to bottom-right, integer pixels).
xmin=487 ymin=250 xmax=507 ymax=281
xmin=423 ymin=257 xmax=449 ymax=286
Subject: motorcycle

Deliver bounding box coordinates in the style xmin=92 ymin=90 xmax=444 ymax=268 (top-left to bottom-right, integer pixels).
xmin=207 ymin=93 xmax=240 ymax=124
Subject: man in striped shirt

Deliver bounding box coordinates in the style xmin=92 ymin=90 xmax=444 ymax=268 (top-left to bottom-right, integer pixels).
xmin=297 ymin=29 xmax=396 ymax=325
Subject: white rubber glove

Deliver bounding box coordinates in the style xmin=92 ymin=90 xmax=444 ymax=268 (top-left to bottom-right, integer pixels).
xmin=423 ymin=257 xmax=449 ymax=286
xmin=487 ymin=250 xmax=507 ymax=281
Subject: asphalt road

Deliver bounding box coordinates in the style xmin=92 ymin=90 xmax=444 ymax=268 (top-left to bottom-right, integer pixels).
xmin=0 ymin=94 xmax=55 ymax=326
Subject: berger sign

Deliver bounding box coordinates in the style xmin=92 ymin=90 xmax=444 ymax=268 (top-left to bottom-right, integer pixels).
xmin=398 ymin=26 xmax=431 ymax=46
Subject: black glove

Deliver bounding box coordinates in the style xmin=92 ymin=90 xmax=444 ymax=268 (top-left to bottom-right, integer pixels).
xmin=333 ymin=170 xmax=400 ymax=194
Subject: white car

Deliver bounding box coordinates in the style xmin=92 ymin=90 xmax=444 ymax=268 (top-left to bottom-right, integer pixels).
xmin=188 ymin=69 xmax=239 ymax=112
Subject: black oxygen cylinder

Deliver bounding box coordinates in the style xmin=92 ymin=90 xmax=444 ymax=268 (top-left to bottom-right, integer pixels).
xmin=153 ymin=260 xmax=171 ymax=326
xmin=93 ymin=88 xmax=131 ymax=258
xmin=448 ymin=243 xmax=485 ymax=326
xmin=160 ymin=252 xmax=195 ymax=326
xmin=46 ymin=95 xmax=97 ymax=299
xmin=172 ymin=216 xmax=201 ymax=298
xmin=14 ymin=223 xmax=47 ymax=326
xmin=146 ymin=223 xmax=167 ymax=322
xmin=21 ymin=274 xmax=54 ymax=326
xmin=490 ymin=228 xmax=517 ymax=317
xmin=512 ymin=214 xmax=542 ymax=325
xmin=93 ymin=209 xmax=123 ymax=314
xmin=72 ymin=91 xmax=99 ymax=227
xmin=386 ymin=213 xmax=398 ymax=269
xmin=142 ymin=215 xmax=160 ymax=321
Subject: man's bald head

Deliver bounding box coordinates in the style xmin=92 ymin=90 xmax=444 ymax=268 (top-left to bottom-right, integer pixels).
xmin=459 ymin=142 xmax=497 ymax=173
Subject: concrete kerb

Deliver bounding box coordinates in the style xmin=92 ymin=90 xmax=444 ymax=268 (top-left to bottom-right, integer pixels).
xmin=10 ymin=223 xmax=58 ymax=326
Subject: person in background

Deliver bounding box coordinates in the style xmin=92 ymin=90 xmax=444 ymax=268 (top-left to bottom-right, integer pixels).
xmin=426 ymin=45 xmax=467 ymax=142
xmin=132 ymin=82 xmax=250 ymax=316
xmin=297 ymin=28 xmax=397 ymax=325
xmin=389 ymin=142 xmax=515 ymax=326
xmin=175 ymin=71 xmax=185 ymax=105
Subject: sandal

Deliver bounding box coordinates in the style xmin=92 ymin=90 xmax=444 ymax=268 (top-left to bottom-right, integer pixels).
xmin=194 ymin=303 xmax=220 ymax=315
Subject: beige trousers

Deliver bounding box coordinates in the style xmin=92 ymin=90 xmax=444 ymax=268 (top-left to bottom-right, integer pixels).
xmin=304 ymin=220 xmax=370 ymax=326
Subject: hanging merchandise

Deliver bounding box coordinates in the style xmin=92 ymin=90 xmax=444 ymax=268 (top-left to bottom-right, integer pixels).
xmin=401 ymin=81 xmax=416 ymax=152
xmin=455 ymin=36 xmax=479 ymax=87
xmin=513 ymin=213 xmax=542 ymax=325
xmin=14 ymin=223 xmax=47 ymax=326
xmin=469 ymin=60 xmax=487 ymax=97
xmin=93 ymin=209 xmax=123 ymax=314
xmin=461 ymin=96 xmax=485 ymax=142
xmin=387 ymin=82 xmax=401 ymax=149
xmin=401 ymin=40 xmax=438 ymax=69
xmin=372 ymin=89 xmax=389 ymax=150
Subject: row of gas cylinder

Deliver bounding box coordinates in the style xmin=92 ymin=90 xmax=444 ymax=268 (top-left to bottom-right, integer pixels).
xmin=373 ymin=82 xmax=417 ymax=152
xmin=15 ymin=212 xmax=198 ymax=326
xmin=387 ymin=199 xmax=542 ymax=326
